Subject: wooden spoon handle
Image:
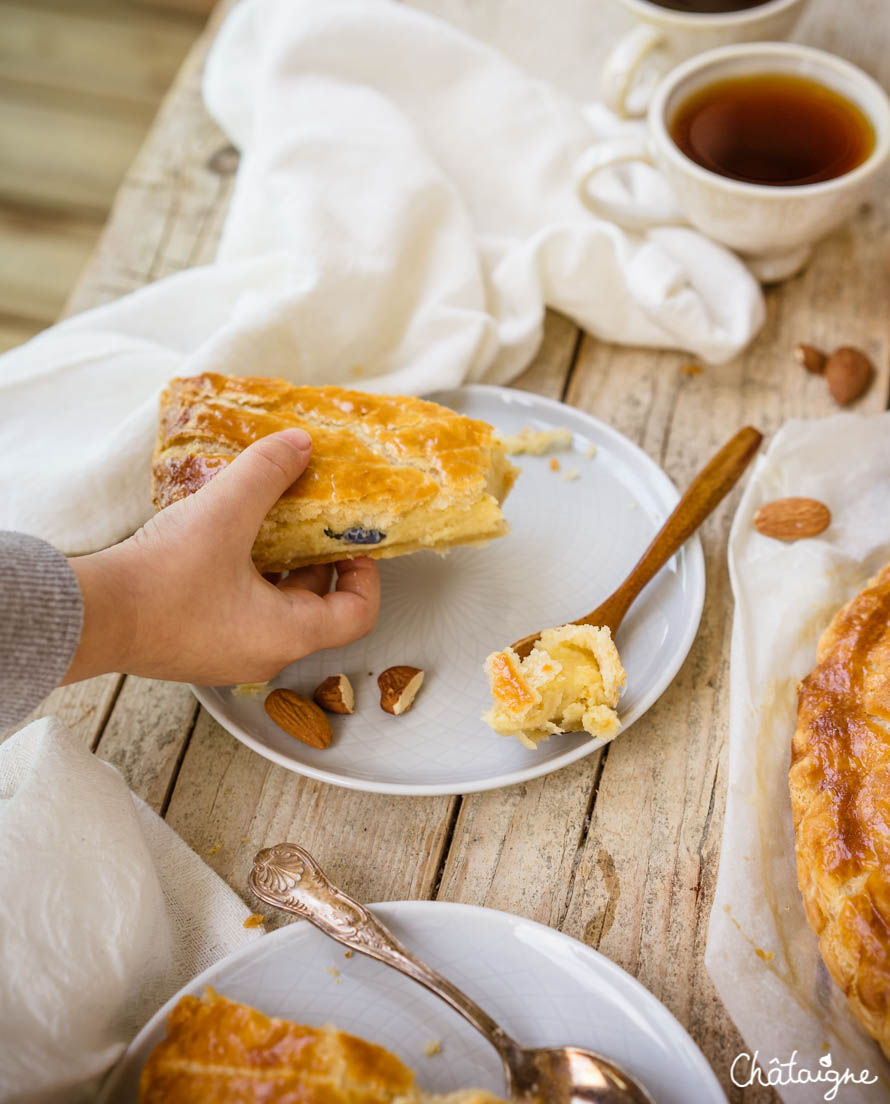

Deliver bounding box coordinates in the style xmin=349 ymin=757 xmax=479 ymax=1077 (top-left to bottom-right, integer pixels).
xmin=580 ymin=425 xmax=763 ymax=635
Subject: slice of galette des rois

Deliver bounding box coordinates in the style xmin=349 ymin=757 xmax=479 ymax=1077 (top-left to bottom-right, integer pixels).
xmin=152 ymin=374 xmax=519 ymax=572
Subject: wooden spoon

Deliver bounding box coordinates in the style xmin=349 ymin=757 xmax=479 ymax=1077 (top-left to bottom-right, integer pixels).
xmin=510 ymin=425 xmax=763 ymax=659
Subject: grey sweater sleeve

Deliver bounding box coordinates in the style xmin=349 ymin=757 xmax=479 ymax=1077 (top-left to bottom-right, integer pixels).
xmin=0 ymin=532 xmax=84 ymax=730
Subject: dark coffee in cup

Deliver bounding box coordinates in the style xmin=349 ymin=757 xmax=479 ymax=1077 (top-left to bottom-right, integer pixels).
xmin=669 ymin=73 xmax=874 ymax=185
xmin=646 ymin=0 xmax=774 ymax=11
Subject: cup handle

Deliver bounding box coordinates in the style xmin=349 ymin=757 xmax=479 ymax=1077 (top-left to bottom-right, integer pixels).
xmin=576 ymin=135 xmax=659 ymax=228
xmin=601 ymin=23 xmax=666 ymax=118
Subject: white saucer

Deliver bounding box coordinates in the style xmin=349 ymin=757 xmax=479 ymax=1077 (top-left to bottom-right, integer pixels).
xmin=193 ymin=385 xmax=705 ymax=794
xmin=100 ymin=901 xmax=724 ymax=1103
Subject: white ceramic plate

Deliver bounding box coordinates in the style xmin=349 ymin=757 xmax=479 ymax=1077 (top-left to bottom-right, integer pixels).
xmin=100 ymin=901 xmax=725 ymax=1103
xmin=193 ymin=385 xmax=705 ymax=795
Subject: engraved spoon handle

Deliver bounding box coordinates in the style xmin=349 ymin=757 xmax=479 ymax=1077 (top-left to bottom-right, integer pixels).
xmin=249 ymin=843 xmax=520 ymax=1065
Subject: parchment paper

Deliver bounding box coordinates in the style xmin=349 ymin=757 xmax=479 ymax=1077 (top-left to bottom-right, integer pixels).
xmin=707 ymin=412 xmax=890 ymax=1102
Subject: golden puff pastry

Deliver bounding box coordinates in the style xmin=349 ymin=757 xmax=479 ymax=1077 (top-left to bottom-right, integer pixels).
xmin=152 ymin=374 xmax=518 ymax=572
xmin=139 ymin=989 xmax=508 ymax=1103
xmin=483 ymin=623 xmax=625 ymax=748
xmin=791 ymin=562 xmax=890 ymax=1058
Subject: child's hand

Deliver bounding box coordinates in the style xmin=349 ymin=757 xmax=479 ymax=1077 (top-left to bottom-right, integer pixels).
xmin=64 ymin=430 xmax=380 ymax=685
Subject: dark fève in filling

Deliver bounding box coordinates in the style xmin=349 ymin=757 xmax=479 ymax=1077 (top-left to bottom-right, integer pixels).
xmin=669 ymin=73 xmax=874 ymax=186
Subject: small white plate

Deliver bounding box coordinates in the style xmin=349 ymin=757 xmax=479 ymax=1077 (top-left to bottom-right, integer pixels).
xmin=100 ymin=901 xmax=724 ymax=1103
xmin=193 ymin=385 xmax=705 ymax=794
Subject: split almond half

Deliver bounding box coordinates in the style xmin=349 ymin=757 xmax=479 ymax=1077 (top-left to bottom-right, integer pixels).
xmin=753 ymin=497 xmax=831 ymax=542
xmin=313 ymin=674 xmax=355 ymax=715
xmin=264 ymin=689 xmax=332 ymax=748
xmin=378 ymin=666 xmax=425 ymax=715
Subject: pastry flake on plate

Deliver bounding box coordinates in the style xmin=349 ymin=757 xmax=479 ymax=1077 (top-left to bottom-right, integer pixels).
xmin=138 ymin=989 xmax=507 ymax=1103
xmin=496 ymin=425 xmax=573 ymax=455
xmin=152 ymin=374 xmax=519 ymax=572
xmin=483 ymin=623 xmax=625 ymax=749
xmin=791 ymin=561 xmax=890 ymax=1057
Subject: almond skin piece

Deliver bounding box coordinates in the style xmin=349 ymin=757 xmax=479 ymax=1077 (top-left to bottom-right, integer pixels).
xmin=313 ymin=674 xmax=355 ymax=715
xmin=825 ymin=346 xmax=873 ymax=405
xmin=753 ymin=497 xmax=831 ymax=542
xmin=264 ymin=689 xmax=332 ymax=748
xmin=793 ymin=343 xmax=826 ymax=375
xmin=378 ymin=666 xmax=425 ymax=715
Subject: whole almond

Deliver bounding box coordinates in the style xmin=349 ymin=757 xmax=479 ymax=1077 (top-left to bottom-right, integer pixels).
xmin=264 ymin=689 xmax=332 ymax=748
xmin=378 ymin=666 xmax=425 ymax=715
xmin=825 ymin=346 xmax=873 ymax=405
xmin=313 ymin=674 xmax=355 ymax=715
xmin=754 ymin=497 xmax=831 ymax=542
xmin=793 ymin=343 xmax=826 ymax=375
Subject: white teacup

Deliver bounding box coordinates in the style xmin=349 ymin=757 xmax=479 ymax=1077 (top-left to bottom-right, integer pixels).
xmin=579 ymin=43 xmax=890 ymax=281
xmin=603 ymin=0 xmax=808 ymax=117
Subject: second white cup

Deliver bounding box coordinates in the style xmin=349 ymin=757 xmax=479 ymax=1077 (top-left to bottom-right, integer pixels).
xmin=602 ymin=0 xmax=808 ymax=117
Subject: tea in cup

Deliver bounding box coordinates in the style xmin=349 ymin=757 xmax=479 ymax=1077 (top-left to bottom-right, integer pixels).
xmin=579 ymin=43 xmax=890 ymax=280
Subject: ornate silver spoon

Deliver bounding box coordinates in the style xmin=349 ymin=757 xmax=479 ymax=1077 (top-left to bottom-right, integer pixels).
xmin=250 ymin=842 xmax=654 ymax=1104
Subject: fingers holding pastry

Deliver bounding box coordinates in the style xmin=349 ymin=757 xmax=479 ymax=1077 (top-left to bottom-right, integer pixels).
xmin=281 ymin=558 xmax=380 ymax=655
xmin=199 ymin=429 xmax=313 ymax=546
xmin=276 ymin=563 xmax=334 ymax=598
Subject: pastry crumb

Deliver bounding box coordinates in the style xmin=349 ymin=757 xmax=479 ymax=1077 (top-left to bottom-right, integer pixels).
xmin=681 ymin=362 xmax=703 ymax=376
xmin=585 ymin=443 xmax=597 ymax=459
xmin=498 ymin=426 xmax=573 ymax=455
xmin=232 ymin=681 xmax=269 ymax=697
xmin=207 ymin=843 xmax=222 ymax=856
xmin=241 ymin=836 xmax=249 ymax=844
xmin=483 ymin=624 xmax=625 ymax=748
xmin=549 ymin=457 xmax=560 ymax=472
xmin=344 ymin=950 xmax=353 ymax=958
xmin=755 ymin=947 xmax=774 ymax=962
xmin=325 ymin=966 xmax=342 ymax=983
xmin=423 ymin=1039 xmax=442 ymax=1057
xmin=563 ymin=468 xmax=580 ymax=482
xmin=243 ymin=913 xmax=266 ymax=929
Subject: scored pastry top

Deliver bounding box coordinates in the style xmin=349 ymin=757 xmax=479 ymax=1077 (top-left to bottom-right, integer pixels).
xmin=153 ymin=373 xmax=507 ymax=520
xmin=791 ymin=561 xmax=890 ymax=1057
xmin=138 ymin=989 xmax=507 ymax=1103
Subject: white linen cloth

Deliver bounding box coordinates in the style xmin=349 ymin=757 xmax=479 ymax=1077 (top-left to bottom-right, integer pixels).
xmin=0 ymin=0 xmax=763 ymax=555
xmin=706 ymin=413 xmax=890 ymax=1102
xmin=0 ymin=718 xmax=261 ymax=1104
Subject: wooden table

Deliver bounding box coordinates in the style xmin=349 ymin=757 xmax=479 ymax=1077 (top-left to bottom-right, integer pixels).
xmin=11 ymin=2 xmax=890 ymax=1099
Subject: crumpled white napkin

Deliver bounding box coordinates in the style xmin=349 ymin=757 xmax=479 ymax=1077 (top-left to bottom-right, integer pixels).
xmin=706 ymin=413 xmax=890 ymax=1102
xmin=0 ymin=0 xmax=763 ymax=556
xmin=0 ymin=718 xmax=261 ymax=1104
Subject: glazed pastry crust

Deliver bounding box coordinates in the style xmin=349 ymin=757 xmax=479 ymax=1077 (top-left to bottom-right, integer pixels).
xmin=791 ymin=562 xmax=890 ymax=1058
xmin=138 ymin=990 xmax=507 ymax=1103
xmin=152 ymin=374 xmax=518 ymax=571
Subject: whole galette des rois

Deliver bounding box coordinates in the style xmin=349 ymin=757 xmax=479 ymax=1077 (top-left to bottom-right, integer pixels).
xmin=791 ymin=561 xmax=890 ymax=1058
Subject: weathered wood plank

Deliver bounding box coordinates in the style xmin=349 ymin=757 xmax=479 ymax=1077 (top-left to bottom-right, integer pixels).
xmin=0 ymin=313 xmax=42 ymax=354
xmin=63 ymin=0 xmax=236 ymax=317
xmin=510 ymin=309 xmax=579 ymax=400
xmin=164 ymin=709 xmax=456 ymax=918
xmin=0 ymin=78 xmax=158 ymax=217
xmin=93 ymin=677 xmax=198 ymax=812
xmin=0 ymin=205 xmax=101 ymax=325
xmin=1 ymin=673 xmax=122 ymax=747
xmin=0 ymin=1 xmax=202 ymax=107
